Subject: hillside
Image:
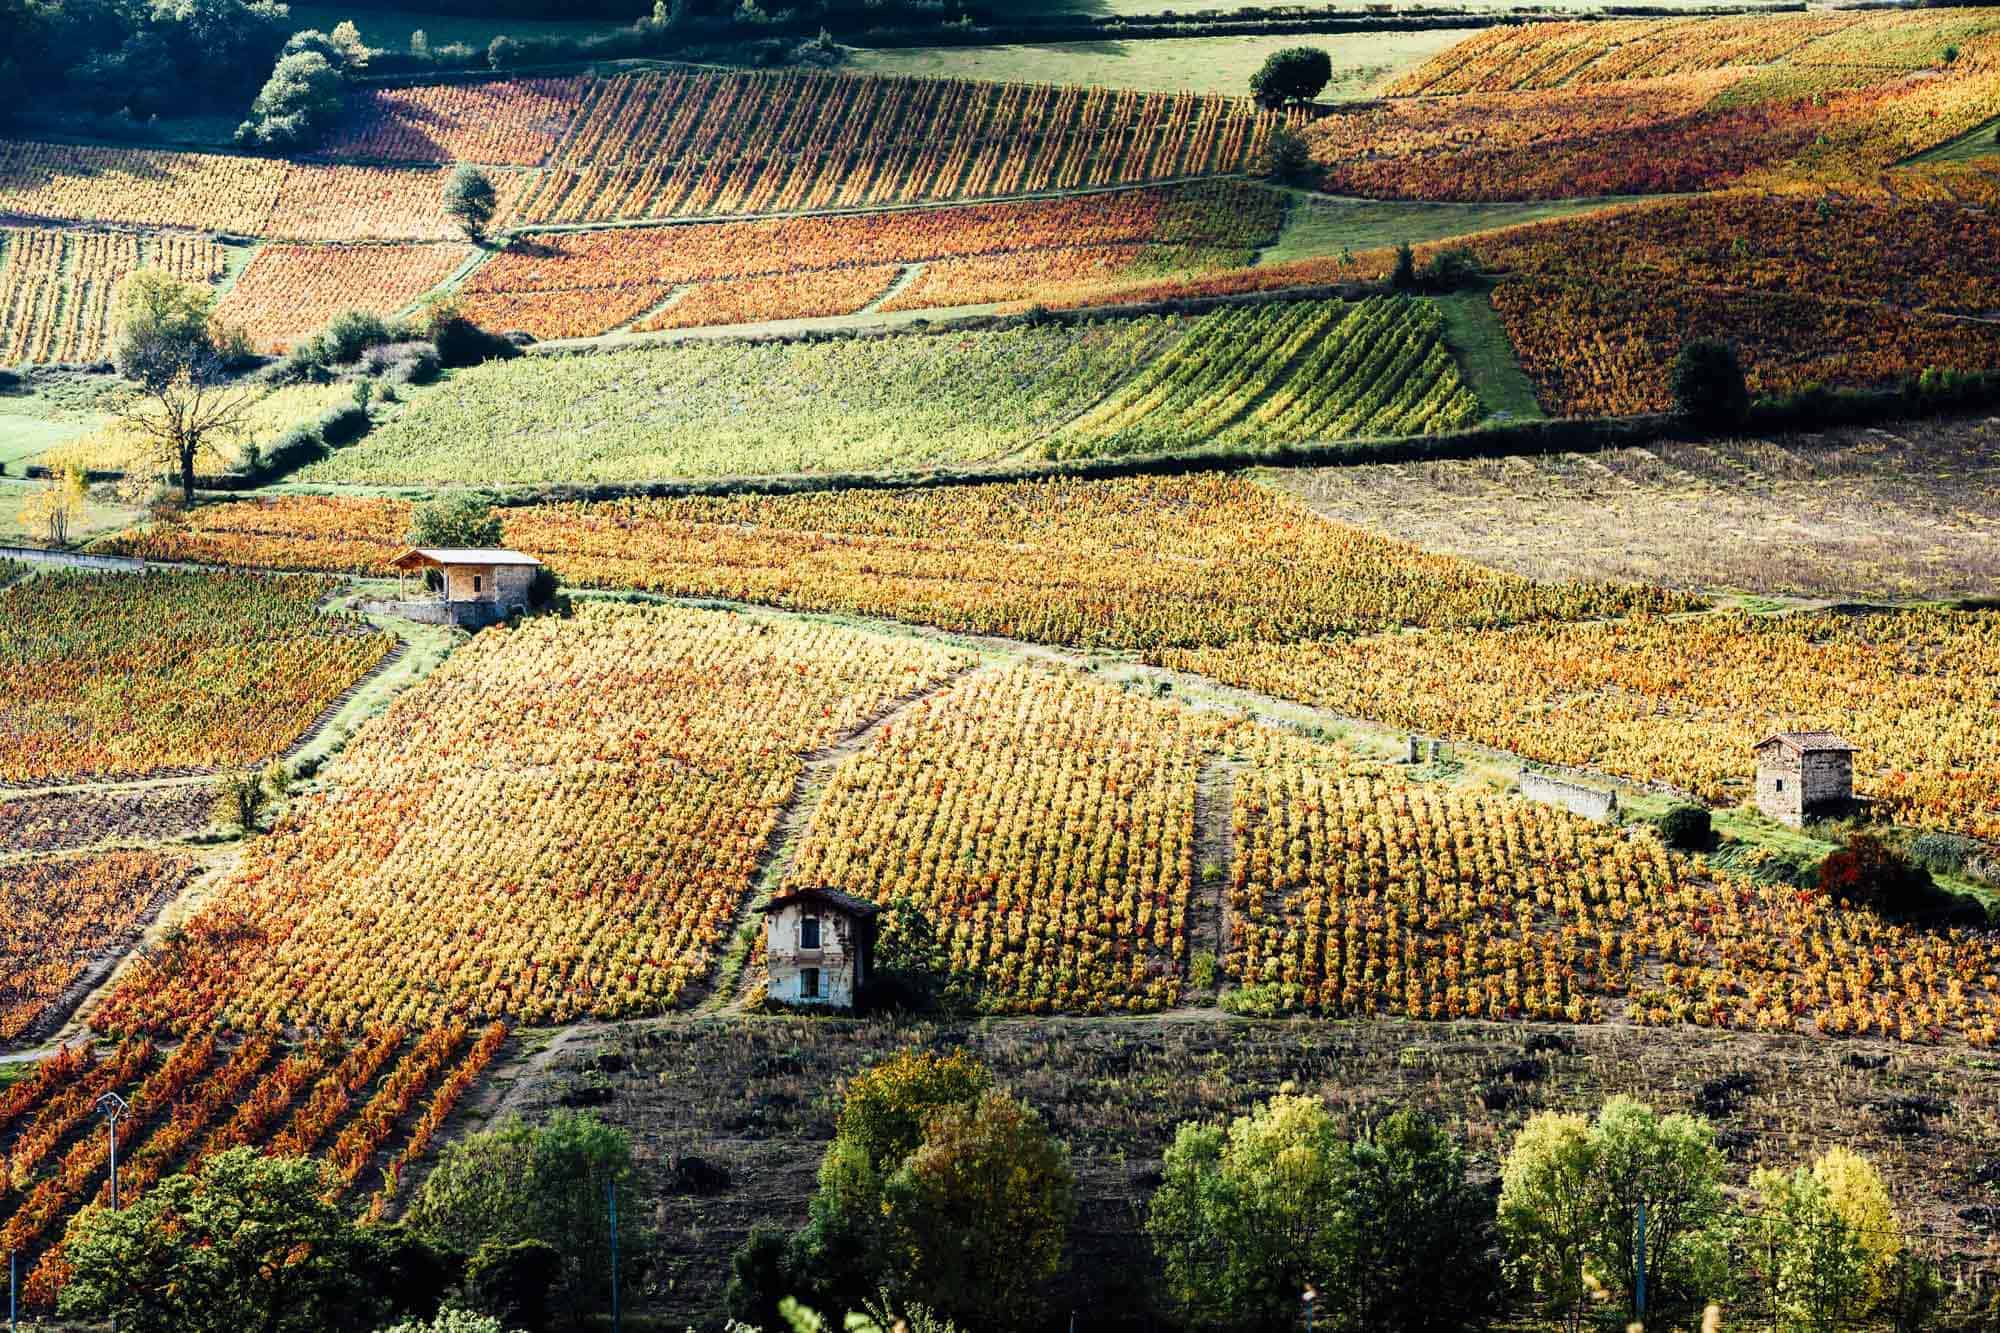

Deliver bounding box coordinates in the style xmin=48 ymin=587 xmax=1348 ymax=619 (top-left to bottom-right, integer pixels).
xmin=3 ymin=6 xmax=2000 ymax=1328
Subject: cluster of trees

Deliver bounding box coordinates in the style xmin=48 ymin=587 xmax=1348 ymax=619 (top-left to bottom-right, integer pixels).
xmin=0 ymin=0 xmax=292 ymax=127
xmin=727 ymin=1050 xmax=1075 ymax=1330
xmin=44 ymin=1051 xmax=1934 ymax=1333
xmin=237 ymin=23 xmax=370 ymax=149
xmin=1151 ymin=1091 xmax=1926 ymax=1333
xmin=61 ymin=1112 xmax=638 ymax=1333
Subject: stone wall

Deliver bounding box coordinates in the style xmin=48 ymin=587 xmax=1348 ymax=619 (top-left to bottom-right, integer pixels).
xmin=766 ymin=901 xmax=863 ymax=1008
xmin=1517 ymin=770 xmax=1620 ymax=823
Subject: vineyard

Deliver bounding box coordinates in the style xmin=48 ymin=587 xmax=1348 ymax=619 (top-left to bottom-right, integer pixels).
xmin=455 ymin=179 xmax=1279 ymax=339
xmin=103 ymin=477 xmax=1696 ymax=651
xmin=1 ymin=851 xmax=193 ymax=1044
xmin=305 ymin=318 xmax=1174 ymax=482
xmin=1308 ymin=11 xmax=2000 ymax=201
xmin=1229 ymin=730 xmax=2000 ymax=1043
xmin=0 ymin=570 xmax=394 ymax=786
xmin=0 ymin=140 xmax=526 ymax=241
xmin=512 ymin=69 xmax=1294 ymax=224
xmin=318 ymin=76 xmax=592 ymax=165
xmin=214 ymin=242 xmax=473 ymax=352
xmin=92 ymin=603 xmax=971 ymax=1034
xmin=0 ymin=227 xmax=227 ymax=365
xmin=1165 ymin=608 xmax=2000 ymax=840
xmin=1049 ymin=296 xmax=1481 ymax=457
xmin=785 ymin=664 xmax=1217 ymax=1013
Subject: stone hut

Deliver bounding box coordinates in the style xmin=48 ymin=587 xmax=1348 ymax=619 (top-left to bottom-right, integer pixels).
xmin=759 ymin=888 xmax=881 ymax=1009
xmin=1753 ymin=731 xmax=1857 ymax=826
xmin=385 ymin=548 xmax=541 ymax=628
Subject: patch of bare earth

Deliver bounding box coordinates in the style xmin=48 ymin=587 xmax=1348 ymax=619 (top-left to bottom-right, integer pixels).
xmin=1275 ymin=416 xmax=2000 ymax=600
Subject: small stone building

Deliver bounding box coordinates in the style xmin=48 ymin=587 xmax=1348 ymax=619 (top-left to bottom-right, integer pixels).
xmin=384 ymin=548 xmax=541 ymax=628
xmin=1753 ymin=731 xmax=1857 ymax=826
xmin=760 ymin=888 xmax=881 ymax=1009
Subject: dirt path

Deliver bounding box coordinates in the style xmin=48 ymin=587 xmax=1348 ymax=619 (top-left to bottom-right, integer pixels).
xmin=1187 ymin=757 xmax=1244 ymax=1006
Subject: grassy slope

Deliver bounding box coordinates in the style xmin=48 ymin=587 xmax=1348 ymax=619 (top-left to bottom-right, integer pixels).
xmin=842 ymin=29 xmax=1476 ymax=97
xmin=1261 ymin=194 xmax=1632 ymax=263
xmin=1433 ymin=289 xmax=1543 ymax=422
xmin=1909 ymin=115 xmax=2000 ymax=163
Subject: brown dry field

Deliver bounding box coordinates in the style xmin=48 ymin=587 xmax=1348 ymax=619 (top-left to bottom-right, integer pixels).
xmin=481 ymin=1016 xmax=2000 ymax=1328
xmin=1273 ymin=417 xmax=2000 ymax=601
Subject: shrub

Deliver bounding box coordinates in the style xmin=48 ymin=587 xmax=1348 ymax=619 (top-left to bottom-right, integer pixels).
xmin=1390 ymin=242 xmax=1418 ymax=292
xmin=463 ymin=1239 xmax=562 ymax=1333
xmin=1751 ymin=1148 xmax=1905 ymax=1328
xmin=318 ymin=403 xmax=371 ymax=447
xmin=1670 ymin=338 xmax=1751 ymax=428
xmin=1263 ymin=125 xmax=1312 ymax=184
xmin=1418 ymin=248 xmax=1481 ymax=292
xmin=409 ymin=493 xmax=503 ymax=548
xmin=1817 ymin=833 xmax=1940 ymax=919
xmin=1250 ymin=46 xmax=1333 ymax=108
xmin=487 ymin=35 xmax=523 ymax=68
xmin=317 ymin=311 xmax=398 ymax=366
xmin=1657 ymin=803 xmax=1713 ymax=851
xmin=235 ymin=50 xmax=344 ymax=151
xmin=431 ymin=314 xmax=519 ymax=369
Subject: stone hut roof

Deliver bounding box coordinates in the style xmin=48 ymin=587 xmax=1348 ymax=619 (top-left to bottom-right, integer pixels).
xmin=389 ymin=548 xmax=543 ymax=570
xmin=1754 ymin=731 xmax=1858 ymax=754
xmin=759 ymin=888 xmax=884 ymax=919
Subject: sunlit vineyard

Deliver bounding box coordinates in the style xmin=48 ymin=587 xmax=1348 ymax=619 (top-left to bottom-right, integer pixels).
xmin=513 ymin=69 xmax=1293 ymax=223
xmin=0 ymin=571 xmax=394 ymax=785
xmin=214 ymin=242 xmax=472 ymax=352
xmin=786 ymin=664 xmax=1218 ymax=1013
xmin=108 ymin=478 xmax=1697 ymax=649
xmin=91 ymin=604 xmax=970 ymax=1034
xmin=299 ymin=318 xmax=1175 ymax=480
xmin=455 ymin=180 xmax=1279 ymax=338
xmin=1050 ymin=296 xmax=1481 ymax=457
xmin=319 ymin=76 xmax=591 ymax=165
xmin=1167 ymin=609 xmax=2000 ymax=839
xmin=1228 ymin=730 xmax=2000 ymax=1044
xmin=0 ymin=852 xmax=193 ymax=1044
xmin=0 ymin=227 xmax=227 ymax=364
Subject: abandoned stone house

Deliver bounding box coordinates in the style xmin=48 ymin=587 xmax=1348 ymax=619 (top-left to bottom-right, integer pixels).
xmin=760 ymin=888 xmax=881 ymax=1008
xmin=384 ymin=548 xmax=542 ymax=628
xmin=1754 ymin=731 xmax=1857 ymax=826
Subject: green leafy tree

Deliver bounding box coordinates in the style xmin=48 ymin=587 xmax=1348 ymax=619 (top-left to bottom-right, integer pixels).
xmin=444 ymin=165 xmax=500 ymax=241
xmin=1147 ymin=1093 xmax=1346 ymax=1330
xmin=1497 ymin=1113 xmax=1598 ymax=1333
xmin=1752 ymin=1152 xmax=1897 ymax=1332
xmin=1327 ymin=1109 xmax=1499 ymax=1332
xmin=1250 ymin=46 xmax=1333 ymax=109
xmin=1263 ymin=124 xmax=1312 ymax=183
xmin=408 ymin=1113 xmax=639 ymax=1327
xmin=60 ymin=1148 xmax=372 ymax=1333
xmin=1390 ymin=242 xmax=1418 ymax=291
xmin=410 ymin=492 xmax=504 ymax=549
xmin=1669 ymin=337 xmax=1751 ymax=428
xmin=464 ymin=1239 xmax=563 ymax=1333
xmin=878 ymin=1089 xmax=1076 ymax=1329
xmin=1583 ymin=1096 xmax=1731 ymax=1320
xmin=114 ymin=268 xmax=219 ymax=388
xmin=1500 ymin=1100 xmax=1732 ymax=1330
xmin=236 ymin=49 xmax=345 ymax=151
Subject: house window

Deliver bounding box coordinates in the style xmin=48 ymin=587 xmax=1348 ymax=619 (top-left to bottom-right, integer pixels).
xmin=473 ymin=575 xmax=483 ymax=594
xmin=800 ymin=967 xmax=821 ymax=1000
xmin=801 ymin=915 xmax=821 ymax=950
xmin=1775 ymin=778 xmax=1785 ymax=792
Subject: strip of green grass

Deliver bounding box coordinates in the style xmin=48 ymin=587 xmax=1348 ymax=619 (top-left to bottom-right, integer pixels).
xmin=1909 ymin=116 xmax=2000 ymax=163
xmin=1261 ymin=194 xmax=1634 ymax=264
xmin=1432 ymin=289 xmax=1542 ymax=423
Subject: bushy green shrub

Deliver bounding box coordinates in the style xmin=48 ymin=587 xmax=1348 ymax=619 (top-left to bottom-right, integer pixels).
xmin=235 ymin=50 xmax=344 ymax=151
xmin=1670 ymin=338 xmax=1750 ymax=428
xmin=1657 ymin=803 xmax=1714 ymax=851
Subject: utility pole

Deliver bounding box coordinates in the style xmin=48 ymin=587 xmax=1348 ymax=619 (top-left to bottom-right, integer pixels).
xmin=1635 ymin=1201 xmax=1648 ymax=1328
xmin=608 ymin=1176 xmax=620 ymax=1333
xmin=10 ymin=1248 xmax=17 ymax=1333
xmin=97 ymin=1092 xmax=130 ymax=1212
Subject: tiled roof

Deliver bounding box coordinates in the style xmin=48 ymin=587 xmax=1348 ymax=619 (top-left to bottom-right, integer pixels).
xmin=758 ymin=887 xmax=884 ymax=918
xmin=1756 ymin=731 xmax=1857 ymax=753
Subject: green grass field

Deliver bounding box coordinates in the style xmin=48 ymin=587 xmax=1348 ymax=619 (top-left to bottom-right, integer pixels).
xmin=843 ymin=29 xmax=1475 ymax=97
xmin=0 ymin=415 xmax=94 ymax=469
xmin=0 ymin=477 xmax=143 ymax=545
xmin=1261 ymin=195 xmax=1635 ymax=264
xmin=1909 ymin=115 xmax=2000 ymax=163
xmin=288 ymin=5 xmax=627 ymax=54
xmin=1433 ymin=290 xmax=1544 ymax=423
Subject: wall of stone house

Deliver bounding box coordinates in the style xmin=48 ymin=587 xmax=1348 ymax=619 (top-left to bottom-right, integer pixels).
xmin=442 ymin=564 xmax=534 ymax=609
xmin=1517 ymin=770 xmax=1619 ymax=822
xmin=1800 ymin=750 xmax=1854 ymax=809
xmin=765 ymin=902 xmax=860 ymax=1007
xmin=1756 ymin=746 xmax=1805 ymax=825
